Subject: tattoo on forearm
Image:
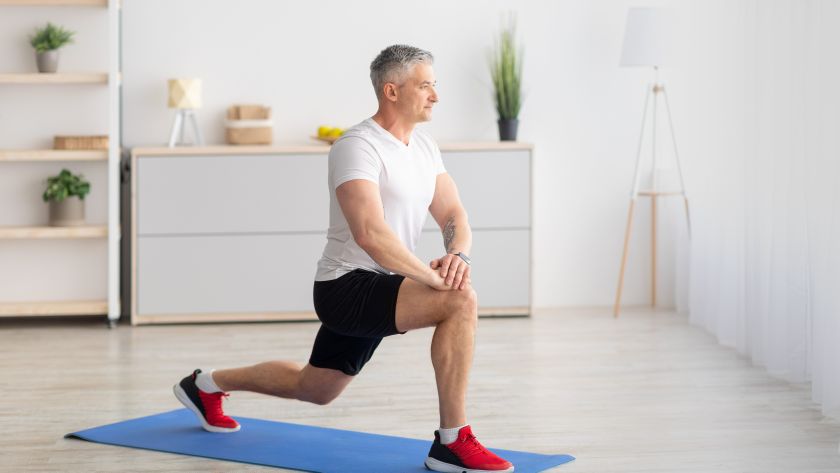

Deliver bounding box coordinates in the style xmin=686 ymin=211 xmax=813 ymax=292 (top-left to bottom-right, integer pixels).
xmin=443 ymin=217 xmax=456 ymax=253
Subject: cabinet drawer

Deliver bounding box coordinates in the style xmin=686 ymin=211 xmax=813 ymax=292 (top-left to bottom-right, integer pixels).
xmin=425 ymin=150 xmax=530 ymax=231
xmin=137 ymin=233 xmax=325 ymax=315
xmin=414 ymin=229 xmax=530 ymax=308
xmin=137 ymin=154 xmax=329 ymax=235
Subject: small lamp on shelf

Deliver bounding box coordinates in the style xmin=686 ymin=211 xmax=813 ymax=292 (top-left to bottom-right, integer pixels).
xmin=167 ymin=78 xmax=204 ymax=147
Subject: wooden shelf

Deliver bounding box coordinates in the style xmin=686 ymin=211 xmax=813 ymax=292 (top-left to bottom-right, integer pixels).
xmin=0 ymin=300 xmax=107 ymax=317
xmin=0 ymin=225 xmax=108 ymax=239
xmin=0 ymin=0 xmax=106 ymax=6
xmin=638 ymin=190 xmax=685 ymax=197
xmin=0 ymin=73 xmax=108 ymax=84
xmin=0 ymin=149 xmax=107 ymax=162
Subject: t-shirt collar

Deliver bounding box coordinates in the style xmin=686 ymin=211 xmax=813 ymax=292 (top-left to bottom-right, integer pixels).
xmin=367 ymin=117 xmax=413 ymax=148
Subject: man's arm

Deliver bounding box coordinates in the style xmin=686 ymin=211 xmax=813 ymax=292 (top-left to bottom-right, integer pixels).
xmin=336 ymin=179 xmax=449 ymax=290
xmin=428 ymin=173 xmax=472 ymax=290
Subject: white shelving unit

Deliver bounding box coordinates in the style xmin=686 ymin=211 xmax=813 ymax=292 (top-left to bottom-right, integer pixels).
xmin=0 ymin=0 xmax=120 ymax=326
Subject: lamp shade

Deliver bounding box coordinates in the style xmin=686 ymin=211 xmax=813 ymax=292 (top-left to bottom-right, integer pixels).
xmin=619 ymin=7 xmax=669 ymax=67
xmin=168 ymin=78 xmax=202 ymax=109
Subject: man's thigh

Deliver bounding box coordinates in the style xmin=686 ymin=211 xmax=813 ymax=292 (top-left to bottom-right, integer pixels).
xmin=394 ymin=278 xmax=475 ymax=333
xmin=308 ymin=324 xmax=383 ymax=376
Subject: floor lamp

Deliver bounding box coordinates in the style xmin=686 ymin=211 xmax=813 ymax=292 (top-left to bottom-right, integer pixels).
xmin=614 ymin=7 xmax=691 ymax=317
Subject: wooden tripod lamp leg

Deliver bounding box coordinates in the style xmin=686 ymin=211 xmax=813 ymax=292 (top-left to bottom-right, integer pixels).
xmin=614 ymin=198 xmax=637 ymax=317
xmin=651 ymin=195 xmax=657 ymax=307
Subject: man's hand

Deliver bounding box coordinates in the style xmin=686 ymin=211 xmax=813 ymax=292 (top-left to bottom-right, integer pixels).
xmin=429 ymin=254 xmax=471 ymax=290
xmin=423 ymin=267 xmax=453 ymax=291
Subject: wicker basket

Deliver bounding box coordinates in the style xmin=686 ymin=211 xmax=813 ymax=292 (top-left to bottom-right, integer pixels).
xmin=225 ymin=105 xmax=273 ymax=145
xmin=54 ymin=135 xmax=109 ymax=150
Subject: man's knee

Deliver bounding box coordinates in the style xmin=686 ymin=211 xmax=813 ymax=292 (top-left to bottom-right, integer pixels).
xmin=297 ymin=382 xmax=343 ymax=405
xmin=301 ymin=390 xmax=339 ymax=406
xmin=443 ymin=287 xmax=478 ymax=323
xmin=295 ymin=366 xmax=352 ymax=405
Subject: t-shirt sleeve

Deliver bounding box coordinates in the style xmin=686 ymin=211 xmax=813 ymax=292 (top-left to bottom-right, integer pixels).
xmin=329 ymin=136 xmax=381 ymax=189
xmin=433 ymin=145 xmax=446 ymax=175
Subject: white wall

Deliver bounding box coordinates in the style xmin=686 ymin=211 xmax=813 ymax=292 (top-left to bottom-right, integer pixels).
xmin=120 ymin=0 xmax=680 ymax=308
xmin=1 ymin=0 xmax=777 ymax=309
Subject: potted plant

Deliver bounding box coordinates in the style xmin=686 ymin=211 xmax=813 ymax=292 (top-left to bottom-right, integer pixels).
xmin=489 ymin=16 xmax=524 ymax=141
xmin=29 ymin=22 xmax=75 ymax=73
xmin=43 ymin=169 xmax=90 ymax=226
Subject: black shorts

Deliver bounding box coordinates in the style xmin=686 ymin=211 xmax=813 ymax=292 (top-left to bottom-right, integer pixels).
xmin=309 ymin=269 xmax=406 ymax=376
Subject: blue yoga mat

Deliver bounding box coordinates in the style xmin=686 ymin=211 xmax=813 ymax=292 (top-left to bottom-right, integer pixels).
xmin=66 ymin=409 xmax=574 ymax=472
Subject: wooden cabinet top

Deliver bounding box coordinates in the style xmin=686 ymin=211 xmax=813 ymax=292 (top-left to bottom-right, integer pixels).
xmin=131 ymin=142 xmax=533 ymax=157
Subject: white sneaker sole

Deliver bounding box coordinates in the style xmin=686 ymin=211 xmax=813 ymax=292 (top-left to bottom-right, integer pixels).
xmin=172 ymin=383 xmax=240 ymax=433
xmin=425 ymin=457 xmax=514 ymax=473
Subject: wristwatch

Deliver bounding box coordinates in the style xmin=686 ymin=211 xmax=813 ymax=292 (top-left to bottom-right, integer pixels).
xmin=452 ymin=252 xmax=471 ymax=265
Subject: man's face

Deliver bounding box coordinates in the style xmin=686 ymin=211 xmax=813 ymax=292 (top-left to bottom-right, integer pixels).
xmin=395 ymin=63 xmax=438 ymax=123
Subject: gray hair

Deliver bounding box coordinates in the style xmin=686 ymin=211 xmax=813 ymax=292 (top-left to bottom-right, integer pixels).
xmin=370 ymin=45 xmax=434 ymax=99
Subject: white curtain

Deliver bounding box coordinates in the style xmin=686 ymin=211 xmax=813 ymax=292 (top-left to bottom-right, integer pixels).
xmin=675 ymin=0 xmax=840 ymax=420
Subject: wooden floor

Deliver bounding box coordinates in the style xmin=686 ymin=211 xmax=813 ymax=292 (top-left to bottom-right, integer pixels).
xmin=2 ymin=307 xmax=839 ymax=472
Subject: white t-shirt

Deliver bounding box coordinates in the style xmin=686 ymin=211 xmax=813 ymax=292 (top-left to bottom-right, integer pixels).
xmin=315 ymin=118 xmax=446 ymax=281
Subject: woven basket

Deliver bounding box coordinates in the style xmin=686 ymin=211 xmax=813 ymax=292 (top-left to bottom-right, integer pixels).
xmin=54 ymin=135 xmax=109 ymax=150
xmin=225 ymin=105 xmax=273 ymax=145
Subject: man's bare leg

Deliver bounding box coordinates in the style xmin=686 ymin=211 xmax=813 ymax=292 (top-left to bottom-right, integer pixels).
xmin=213 ymin=363 xmax=354 ymax=406
xmin=394 ymin=278 xmax=477 ymax=428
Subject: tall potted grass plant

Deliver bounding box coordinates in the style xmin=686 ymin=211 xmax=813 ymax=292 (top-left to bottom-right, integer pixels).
xmin=489 ymin=15 xmax=524 ymax=141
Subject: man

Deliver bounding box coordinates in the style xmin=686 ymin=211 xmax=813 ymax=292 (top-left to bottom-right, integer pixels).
xmin=173 ymin=44 xmax=514 ymax=473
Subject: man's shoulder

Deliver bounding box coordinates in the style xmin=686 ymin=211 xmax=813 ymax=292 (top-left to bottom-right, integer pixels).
xmin=332 ymin=119 xmax=381 ymax=150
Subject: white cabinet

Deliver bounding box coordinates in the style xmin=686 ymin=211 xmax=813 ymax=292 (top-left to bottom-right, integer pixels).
xmin=138 ymin=234 xmax=325 ymax=315
xmin=137 ymin=154 xmax=328 ymax=235
xmin=130 ymin=144 xmax=531 ymax=325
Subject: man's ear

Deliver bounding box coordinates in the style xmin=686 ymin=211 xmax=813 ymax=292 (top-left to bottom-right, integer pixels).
xmin=383 ymin=83 xmax=399 ymax=102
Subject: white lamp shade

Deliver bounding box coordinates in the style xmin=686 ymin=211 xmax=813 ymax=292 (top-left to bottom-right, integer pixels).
xmin=620 ymin=7 xmax=670 ymax=67
xmin=168 ymin=78 xmax=202 ymax=109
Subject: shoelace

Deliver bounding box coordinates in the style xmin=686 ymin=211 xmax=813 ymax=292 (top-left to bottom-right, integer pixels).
xmin=455 ymin=433 xmax=491 ymax=459
xmin=203 ymin=392 xmax=231 ymax=418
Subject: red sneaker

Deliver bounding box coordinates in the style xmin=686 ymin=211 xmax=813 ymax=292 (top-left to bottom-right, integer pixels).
xmin=173 ymin=369 xmax=240 ymax=433
xmin=425 ymin=425 xmax=514 ymax=472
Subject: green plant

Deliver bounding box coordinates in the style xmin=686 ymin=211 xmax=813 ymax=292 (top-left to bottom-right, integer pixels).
xmin=30 ymin=22 xmax=75 ymax=53
xmin=489 ymin=15 xmax=524 ymax=120
xmin=42 ymin=169 xmax=90 ymax=202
